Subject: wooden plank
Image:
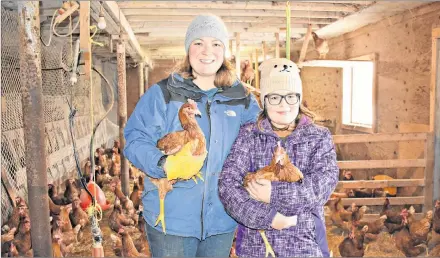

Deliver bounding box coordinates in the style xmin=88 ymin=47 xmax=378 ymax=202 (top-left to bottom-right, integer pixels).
xmin=133 ymin=26 xmax=315 ymax=34
xmin=120 ymin=9 xmax=345 ymax=19
xmin=235 ymin=33 xmax=241 ymax=80
xmin=298 ymin=24 xmax=313 ymax=66
xmin=255 ymin=49 xmax=259 ymax=90
xmin=337 ymin=179 xmax=425 ymax=189
xmin=358 ymin=213 xmax=425 ymax=221
xmin=337 ymin=159 xmax=426 ymax=169
xmin=126 ymin=16 xmax=336 ymax=25
xmin=103 ymin=1 xmax=147 ymax=64
xmin=424 ymin=133 xmax=435 ymax=212
xmin=340 ymin=196 xmax=425 ymax=206
xmin=431 ymin=28 xmax=439 ymax=131
xmin=117 ymin=1 xmax=360 ymax=12
xmin=433 ymin=28 xmax=440 ymax=204
xmin=79 ymin=2 xmax=91 ymax=79
xmin=332 ymin=132 xmax=428 ymax=144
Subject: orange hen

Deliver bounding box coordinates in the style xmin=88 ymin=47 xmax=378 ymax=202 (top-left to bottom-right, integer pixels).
xmin=149 ymin=98 xmax=206 ymax=234
xmin=243 ymin=141 xmax=303 ymax=257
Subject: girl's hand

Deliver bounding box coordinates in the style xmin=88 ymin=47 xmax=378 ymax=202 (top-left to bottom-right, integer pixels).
xmin=246 ymin=179 xmax=272 ymax=203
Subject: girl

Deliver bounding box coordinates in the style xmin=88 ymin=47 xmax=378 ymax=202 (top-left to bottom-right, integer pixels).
xmin=219 ymin=58 xmax=339 ymax=257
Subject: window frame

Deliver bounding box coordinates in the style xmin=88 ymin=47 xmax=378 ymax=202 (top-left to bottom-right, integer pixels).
xmin=300 ymin=53 xmax=377 ymax=133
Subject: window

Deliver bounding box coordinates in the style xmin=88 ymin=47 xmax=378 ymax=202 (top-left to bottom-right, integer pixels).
xmin=301 ymin=54 xmax=377 ymax=133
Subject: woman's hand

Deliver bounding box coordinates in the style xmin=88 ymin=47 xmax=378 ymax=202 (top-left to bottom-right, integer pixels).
xmin=245 ymin=179 xmax=272 ymax=203
xmin=271 ymin=212 xmax=298 ymax=230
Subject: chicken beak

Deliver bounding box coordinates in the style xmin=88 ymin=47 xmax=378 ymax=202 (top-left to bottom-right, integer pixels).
xmin=194 ymin=109 xmax=202 ymax=117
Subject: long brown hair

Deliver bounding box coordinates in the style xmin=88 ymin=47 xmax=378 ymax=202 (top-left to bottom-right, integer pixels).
xmin=172 ymin=55 xmax=237 ymax=87
xmin=257 ymin=103 xmax=317 ymax=131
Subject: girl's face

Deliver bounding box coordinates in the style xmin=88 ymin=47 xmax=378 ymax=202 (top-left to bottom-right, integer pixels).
xmin=265 ymin=90 xmax=300 ymax=126
xmin=188 ymin=37 xmax=224 ymax=79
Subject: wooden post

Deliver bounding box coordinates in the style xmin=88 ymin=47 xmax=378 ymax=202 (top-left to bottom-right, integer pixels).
xmin=117 ymin=40 xmax=130 ymax=196
xmin=275 ymin=33 xmax=280 ymax=58
xmin=432 ymin=28 xmax=440 ymax=202
xmin=425 ymin=133 xmax=435 ymax=212
xmin=138 ymin=63 xmax=144 ymax=97
xmin=254 ymin=49 xmax=259 ymax=89
xmin=18 ymin=2 xmax=52 ymax=256
xmin=298 ymin=24 xmax=313 ymax=65
xmin=262 ymin=41 xmax=267 ymax=60
xmin=144 ymin=65 xmax=149 ymax=92
xmin=235 ymin=32 xmax=241 ymax=80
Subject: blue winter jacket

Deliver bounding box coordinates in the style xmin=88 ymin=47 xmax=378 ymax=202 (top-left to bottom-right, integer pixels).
xmin=123 ymin=73 xmax=261 ymax=240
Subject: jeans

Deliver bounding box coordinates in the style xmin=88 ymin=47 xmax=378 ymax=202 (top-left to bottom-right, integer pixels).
xmin=145 ymin=222 xmax=235 ymax=257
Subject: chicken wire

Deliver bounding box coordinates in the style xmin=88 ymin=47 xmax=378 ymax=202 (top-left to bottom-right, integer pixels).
xmin=1 ymin=8 xmax=119 ymax=222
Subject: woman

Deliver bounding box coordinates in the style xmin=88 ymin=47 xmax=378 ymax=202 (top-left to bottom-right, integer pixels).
xmin=219 ymin=58 xmax=339 ymax=257
xmin=124 ymin=14 xmax=261 ymax=257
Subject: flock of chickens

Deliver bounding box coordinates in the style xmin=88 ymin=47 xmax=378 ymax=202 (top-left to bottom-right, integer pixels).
xmin=327 ymin=195 xmax=440 ymax=257
xmin=0 ymin=140 xmax=150 ymax=257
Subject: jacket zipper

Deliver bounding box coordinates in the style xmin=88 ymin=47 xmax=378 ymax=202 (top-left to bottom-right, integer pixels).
xmin=201 ymin=96 xmax=214 ymax=240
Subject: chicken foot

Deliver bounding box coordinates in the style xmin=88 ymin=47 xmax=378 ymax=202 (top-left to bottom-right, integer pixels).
xmin=153 ymin=178 xmax=174 ymax=234
xmin=259 ymin=230 xmax=275 ymax=257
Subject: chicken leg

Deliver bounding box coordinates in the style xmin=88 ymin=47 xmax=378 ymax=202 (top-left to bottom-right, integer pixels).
xmin=259 ymin=230 xmax=275 ymax=257
xmin=152 ymin=178 xmax=175 ymax=234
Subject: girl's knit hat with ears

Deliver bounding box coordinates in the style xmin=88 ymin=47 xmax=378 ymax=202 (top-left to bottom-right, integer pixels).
xmin=258 ymin=58 xmax=303 ymax=108
xmin=184 ymin=14 xmax=229 ymax=54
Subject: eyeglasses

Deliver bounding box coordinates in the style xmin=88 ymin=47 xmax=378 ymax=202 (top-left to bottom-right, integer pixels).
xmin=265 ymin=93 xmax=301 ymax=105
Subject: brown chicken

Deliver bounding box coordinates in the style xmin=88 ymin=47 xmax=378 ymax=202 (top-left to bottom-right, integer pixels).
xmin=380 ymin=198 xmax=408 ymax=233
xmin=110 ymin=148 xmax=121 ymax=177
xmin=351 ymin=203 xmax=368 ymax=226
xmin=108 ymin=198 xmax=135 ymax=233
xmin=407 ymin=206 xmax=433 ymax=245
xmin=110 ymin=178 xmax=136 ymax=222
xmin=51 ymin=216 xmax=76 ymax=253
xmin=338 ymin=225 xmax=369 ymax=257
xmin=52 ymin=233 xmax=63 ymax=258
xmin=129 ymin=176 xmax=143 ymax=211
xmin=312 ymin=32 xmax=329 ymax=59
xmin=433 ymin=199 xmax=440 ymax=234
xmin=13 ymin=214 xmax=32 ymax=256
xmin=69 ymin=198 xmax=89 ymax=239
xmin=48 ymin=184 xmax=71 ymax=205
xmin=327 ymin=198 xmax=352 ymax=234
xmin=240 ymin=60 xmax=255 ymax=85
xmin=395 ymin=227 xmax=426 ymax=257
xmin=64 ymin=178 xmax=81 ymax=204
xmin=357 ymin=215 xmax=387 ymax=242
xmin=150 ymin=98 xmax=207 ymax=234
xmin=110 ymin=228 xmax=148 ymax=257
xmin=243 ymin=141 xmax=303 ymax=257
xmin=2 ymin=197 xmax=27 ymax=233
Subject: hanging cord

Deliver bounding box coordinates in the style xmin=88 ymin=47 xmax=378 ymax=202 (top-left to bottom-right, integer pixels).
xmin=67 ymin=64 xmax=114 ymax=248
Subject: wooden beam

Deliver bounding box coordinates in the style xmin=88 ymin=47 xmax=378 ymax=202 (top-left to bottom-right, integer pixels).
xmin=262 ymin=41 xmax=267 ymax=61
xmin=332 ymin=132 xmax=428 ymax=144
xmin=117 ymin=1 xmax=360 ymax=12
xmin=103 ymin=1 xmax=147 ymax=64
xmin=126 ymin=16 xmax=336 ymax=25
xmin=337 ymin=159 xmax=426 ymax=169
xmin=337 ymin=179 xmax=425 ymax=189
xmin=358 ymin=213 xmax=425 ymax=221
xmin=117 ymin=41 xmax=130 ymax=196
xmin=340 ymin=196 xmax=425 ymax=206
xmin=275 ymin=33 xmax=280 ymax=58
xmin=255 ymin=49 xmax=259 ymax=89
xmin=424 ymin=133 xmax=435 ymax=212
xmin=121 ymin=9 xmax=345 ymax=19
xmin=133 ymin=24 xmax=317 ymax=34
xmin=235 ymin=33 xmax=241 ymax=80
xmin=431 ymin=28 xmax=439 ymax=132
xmin=298 ymin=24 xmax=313 ymax=65
xmin=18 ymin=2 xmax=52 ymax=256
xmin=80 ymin=2 xmax=92 ymax=80
xmin=433 ymin=27 xmax=440 ymax=204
